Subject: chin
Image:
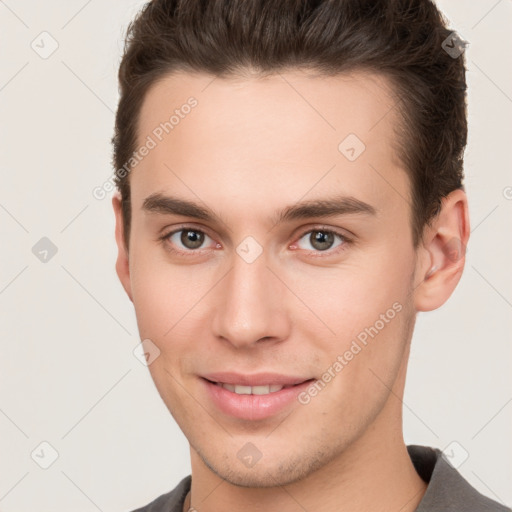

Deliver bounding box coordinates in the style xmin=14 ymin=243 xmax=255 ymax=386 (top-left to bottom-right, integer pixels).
xmin=197 ymin=445 xmax=334 ymax=488
xmin=211 ymin=465 xmax=307 ymax=488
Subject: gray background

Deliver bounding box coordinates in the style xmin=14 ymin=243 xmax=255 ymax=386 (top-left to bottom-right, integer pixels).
xmin=0 ymin=1 xmax=511 ymax=510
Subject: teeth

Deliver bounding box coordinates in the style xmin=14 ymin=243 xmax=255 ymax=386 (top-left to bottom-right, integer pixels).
xmin=217 ymin=383 xmax=285 ymax=395
xmin=252 ymin=385 xmax=270 ymax=395
xmin=234 ymin=384 xmax=252 ymax=394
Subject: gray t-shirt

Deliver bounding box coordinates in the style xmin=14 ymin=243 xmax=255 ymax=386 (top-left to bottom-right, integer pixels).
xmin=130 ymin=445 xmax=510 ymax=511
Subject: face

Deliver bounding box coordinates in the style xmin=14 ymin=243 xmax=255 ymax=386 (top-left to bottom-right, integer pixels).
xmin=116 ymin=70 xmax=424 ymax=486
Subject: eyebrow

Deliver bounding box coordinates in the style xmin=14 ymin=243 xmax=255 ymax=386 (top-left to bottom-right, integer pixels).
xmin=142 ymin=192 xmax=377 ymax=226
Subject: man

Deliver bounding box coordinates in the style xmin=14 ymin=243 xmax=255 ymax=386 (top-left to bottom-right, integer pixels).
xmin=110 ymin=1 xmax=509 ymax=511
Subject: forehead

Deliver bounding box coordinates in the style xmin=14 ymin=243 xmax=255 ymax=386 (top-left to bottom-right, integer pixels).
xmin=137 ymin=69 xmax=401 ymax=153
xmin=130 ymin=69 xmax=409 ymax=223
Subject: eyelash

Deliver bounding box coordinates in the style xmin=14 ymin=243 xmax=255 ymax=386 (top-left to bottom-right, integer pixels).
xmin=158 ymin=224 xmax=353 ymax=258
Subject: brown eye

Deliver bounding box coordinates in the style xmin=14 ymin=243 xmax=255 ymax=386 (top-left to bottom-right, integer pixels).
xmin=162 ymin=228 xmax=214 ymax=253
xmin=309 ymin=231 xmax=336 ymax=251
xmin=294 ymin=228 xmax=347 ymax=254
xmin=180 ymin=229 xmax=205 ymax=249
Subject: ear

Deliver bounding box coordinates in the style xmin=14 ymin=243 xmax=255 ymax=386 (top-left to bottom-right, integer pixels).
xmin=413 ymin=188 xmax=470 ymax=312
xmin=112 ymin=191 xmax=133 ymax=302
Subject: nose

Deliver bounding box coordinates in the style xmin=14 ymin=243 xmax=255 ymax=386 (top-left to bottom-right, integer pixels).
xmin=211 ymin=248 xmax=291 ymax=349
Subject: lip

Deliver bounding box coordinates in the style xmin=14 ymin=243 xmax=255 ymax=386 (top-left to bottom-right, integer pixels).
xmin=202 ymin=372 xmax=310 ymax=387
xmin=201 ymin=374 xmax=315 ymax=421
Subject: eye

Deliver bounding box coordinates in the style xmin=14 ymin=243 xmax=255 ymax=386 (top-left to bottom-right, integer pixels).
xmin=159 ymin=225 xmax=351 ymax=257
xmin=292 ymin=227 xmax=349 ymax=254
xmin=160 ymin=227 xmax=216 ymax=254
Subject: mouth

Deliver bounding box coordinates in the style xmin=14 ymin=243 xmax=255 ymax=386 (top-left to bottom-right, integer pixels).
xmin=201 ymin=374 xmax=316 ymax=421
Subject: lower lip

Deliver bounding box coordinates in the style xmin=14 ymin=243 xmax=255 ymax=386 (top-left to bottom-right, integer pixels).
xmin=202 ymin=378 xmax=314 ymax=421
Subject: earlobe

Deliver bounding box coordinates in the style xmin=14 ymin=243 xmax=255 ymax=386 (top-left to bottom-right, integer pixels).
xmin=112 ymin=192 xmax=133 ymax=302
xmin=414 ymin=188 xmax=470 ymax=312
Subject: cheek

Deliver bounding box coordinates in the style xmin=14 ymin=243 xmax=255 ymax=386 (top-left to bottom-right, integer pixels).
xmin=292 ymin=245 xmax=414 ymax=392
xmin=128 ymin=248 xmax=195 ymax=340
xmin=291 ymin=247 xmax=413 ymax=339
xmin=303 ymin=299 xmax=414 ymax=427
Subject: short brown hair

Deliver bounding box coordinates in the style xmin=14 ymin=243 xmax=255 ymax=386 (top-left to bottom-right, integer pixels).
xmin=111 ymin=0 xmax=467 ymax=250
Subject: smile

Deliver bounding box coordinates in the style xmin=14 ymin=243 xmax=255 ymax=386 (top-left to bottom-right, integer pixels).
xmin=202 ymin=375 xmax=316 ymax=420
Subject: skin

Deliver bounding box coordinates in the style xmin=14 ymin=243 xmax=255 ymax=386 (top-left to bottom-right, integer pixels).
xmin=113 ymin=70 xmax=470 ymax=512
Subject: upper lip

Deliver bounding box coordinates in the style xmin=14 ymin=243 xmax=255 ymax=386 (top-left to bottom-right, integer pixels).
xmin=202 ymin=372 xmax=312 ymax=387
